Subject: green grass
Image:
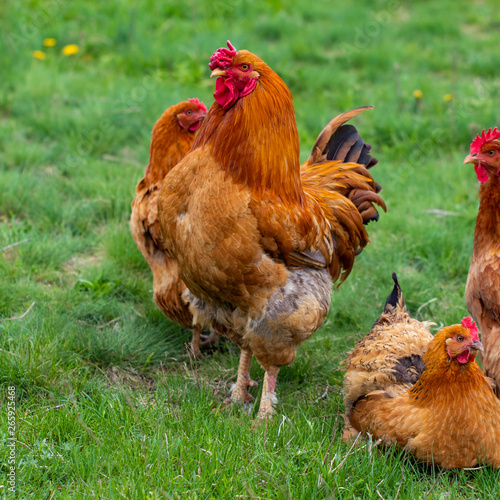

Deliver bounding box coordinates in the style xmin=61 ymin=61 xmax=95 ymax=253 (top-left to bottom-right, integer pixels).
xmin=1 ymin=0 xmax=500 ymax=497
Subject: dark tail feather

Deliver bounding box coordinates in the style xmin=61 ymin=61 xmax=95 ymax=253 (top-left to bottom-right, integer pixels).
xmin=373 ymin=273 xmax=407 ymax=327
xmin=325 ymin=124 xmax=378 ymax=171
xmin=384 ymin=273 xmax=405 ymax=313
xmin=306 ymin=107 xmax=385 ymax=226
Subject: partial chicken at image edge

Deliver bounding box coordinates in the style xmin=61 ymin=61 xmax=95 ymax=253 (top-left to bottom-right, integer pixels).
xmin=130 ymin=98 xmax=219 ymax=358
xmin=463 ymin=127 xmax=500 ymax=396
xmin=158 ymin=41 xmax=386 ymax=420
xmin=343 ymin=273 xmax=500 ymax=469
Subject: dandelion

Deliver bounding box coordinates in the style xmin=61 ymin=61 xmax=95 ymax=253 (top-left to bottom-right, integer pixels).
xmin=43 ymin=38 xmax=56 ymax=47
xmin=413 ymin=89 xmax=423 ymax=99
xmin=33 ymin=50 xmax=46 ymax=60
xmin=444 ymin=94 xmax=453 ymax=102
xmin=62 ymin=44 xmax=79 ymax=56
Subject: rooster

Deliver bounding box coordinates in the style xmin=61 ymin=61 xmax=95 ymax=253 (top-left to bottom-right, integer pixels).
xmin=463 ymin=127 xmax=500 ymax=395
xmin=158 ymin=41 xmax=385 ymax=418
xmin=343 ymin=274 xmax=500 ymax=469
xmin=130 ymin=98 xmax=218 ymax=357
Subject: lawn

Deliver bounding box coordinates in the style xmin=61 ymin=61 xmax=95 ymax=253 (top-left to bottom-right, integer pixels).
xmin=1 ymin=0 xmax=500 ymax=498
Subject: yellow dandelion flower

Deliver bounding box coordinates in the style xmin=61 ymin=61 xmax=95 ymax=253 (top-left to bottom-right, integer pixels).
xmin=62 ymin=44 xmax=79 ymax=56
xmin=444 ymin=93 xmax=453 ymax=102
xmin=33 ymin=50 xmax=46 ymax=60
xmin=43 ymin=38 xmax=56 ymax=47
xmin=413 ymin=89 xmax=423 ymax=99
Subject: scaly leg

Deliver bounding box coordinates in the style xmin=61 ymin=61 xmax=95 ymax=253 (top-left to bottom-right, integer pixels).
xmin=257 ymin=366 xmax=280 ymax=420
xmin=190 ymin=326 xmax=203 ymax=359
xmin=231 ymin=349 xmax=257 ymax=403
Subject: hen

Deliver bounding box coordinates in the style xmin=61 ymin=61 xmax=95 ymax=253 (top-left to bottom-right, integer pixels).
xmin=130 ymin=98 xmax=218 ymax=357
xmin=343 ymin=274 xmax=500 ymax=469
xmin=158 ymin=41 xmax=385 ymax=418
xmin=463 ymin=128 xmax=500 ymax=395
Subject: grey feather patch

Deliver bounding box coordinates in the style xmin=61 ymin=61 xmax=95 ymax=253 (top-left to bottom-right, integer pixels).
xmin=391 ymin=355 xmax=427 ymax=385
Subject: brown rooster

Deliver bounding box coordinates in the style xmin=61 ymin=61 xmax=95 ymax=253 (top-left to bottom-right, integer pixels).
xmin=158 ymin=41 xmax=385 ymax=418
xmin=344 ymin=274 xmax=500 ymax=469
xmin=130 ymin=98 xmax=218 ymax=357
xmin=463 ymin=127 xmax=500 ymax=395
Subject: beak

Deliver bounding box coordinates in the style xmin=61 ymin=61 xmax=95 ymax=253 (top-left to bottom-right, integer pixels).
xmin=463 ymin=154 xmax=478 ymax=165
xmin=249 ymin=70 xmax=260 ymax=78
xmin=470 ymin=340 xmax=484 ymax=353
xmin=210 ymin=68 xmax=226 ymax=78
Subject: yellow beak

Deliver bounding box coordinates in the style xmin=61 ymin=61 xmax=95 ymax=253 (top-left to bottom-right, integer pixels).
xmin=210 ymin=68 xmax=226 ymax=78
xmin=463 ymin=154 xmax=478 ymax=165
xmin=470 ymin=340 xmax=484 ymax=353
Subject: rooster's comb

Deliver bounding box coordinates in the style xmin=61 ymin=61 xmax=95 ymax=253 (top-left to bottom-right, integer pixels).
xmin=461 ymin=317 xmax=479 ymax=341
xmin=188 ymin=98 xmax=207 ymax=114
xmin=208 ymin=40 xmax=237 ymax=71
xmin=470 ymin=127 xmax=500 ymax=154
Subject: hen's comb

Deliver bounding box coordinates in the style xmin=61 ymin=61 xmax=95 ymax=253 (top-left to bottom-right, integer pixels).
xmin=461 ymin=317 xmax=479 ymax=341
xmin=470 ymin=127 xmax=500 ymax=154
xmin=188 ymin=98 xmax=207 ymax=114
xmin=208 ymin=40 xmax=237 ymax=70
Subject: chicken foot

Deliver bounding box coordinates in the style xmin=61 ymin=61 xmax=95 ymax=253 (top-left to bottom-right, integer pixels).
xmin=200 ymin=329 xmax=220 ymax=347
xmin=231 ymin=349 xmax=258 ymax=403
xmin=257 ymin=366 xmax=280 ymax=420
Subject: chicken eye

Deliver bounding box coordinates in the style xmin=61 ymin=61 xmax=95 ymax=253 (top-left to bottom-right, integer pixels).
xmin=487 ymin=150 xmax=496 ymax=156
xmin=457 ymin=335 xmax=464 ymax=342
xmin=241 ymin=64 xmax=249 ymax=70
xmin=186 ymin=110 xmax=193 ymax=115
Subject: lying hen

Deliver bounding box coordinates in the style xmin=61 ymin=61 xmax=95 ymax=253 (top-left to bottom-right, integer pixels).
xmin=130 ymin=98 xmax=218 ymax=357
xmin=463 ymin=128 xmax=500 ymax=395
xmin=158 ymin=41 xmax=385 ymax=418
xmin=343 ymin=274 xmax=500 ymax=469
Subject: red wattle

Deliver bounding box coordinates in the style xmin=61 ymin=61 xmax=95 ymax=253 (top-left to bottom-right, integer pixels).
xmin=214 ymin=76 xmax=259 ymax=110
xmin=474 ymin=164 xmax=489 ymax=183
xmin=240 ymin=78 xmax=258 ymax=97
xmin=188 ymin=120 xmax=201 ymax=132
xmin=214 ymin=77 xmax=238 ymax=110
xmin=457 ymin=349 xmax=470 ymax=364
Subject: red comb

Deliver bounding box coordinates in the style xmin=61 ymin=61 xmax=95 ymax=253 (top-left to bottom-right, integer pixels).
xmin=208 ymin=40 xmax=237 ymax=71
xmin=470 ymin=127 xmax=500 ymax=154
xmin=188 ymin=98 xmax=207 ymax=114
xmin=461 ymin=317 xmax=479 ymax=341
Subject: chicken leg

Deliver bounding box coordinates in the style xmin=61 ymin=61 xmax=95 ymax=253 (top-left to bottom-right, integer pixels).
xmin=231 ymin=349 xmax=258 ymax=403
xmin=257 ymin=366 xmax=280 ymax=419
xmin=190 ymin=326 xmax=203 ymax=358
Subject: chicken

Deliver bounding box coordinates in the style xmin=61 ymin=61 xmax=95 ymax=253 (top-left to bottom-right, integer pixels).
xmin=343 ymin=274 xmax=500 ymax=469
xmin=463 ymin=127 xmax=500 ymax=396
xmin=158 ymin=41 xmax=385 ymax=418
xmin=130 ymin=98 xmax=219 ymax=358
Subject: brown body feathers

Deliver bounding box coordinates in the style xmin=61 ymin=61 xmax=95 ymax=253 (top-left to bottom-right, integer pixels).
xmin=343 ymin=274 xmax=500 ymax=469
xmin=158 ymin=45 xmax=384 ymax=416
xmin=130 ymin=99 xmax=217 ymax=357
xmin=463 ymin=134 xmax=500 ymax=396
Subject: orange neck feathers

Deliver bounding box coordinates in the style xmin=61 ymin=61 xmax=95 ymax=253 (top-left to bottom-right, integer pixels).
xmin=143 ymin=110 xmax=195 ymax=187
xmin=475 ymin=175 xmax=500 ymax=246
xmin=409 ymin=329 xmax=486 ymax=405
xmin=193 ymin=60 xmax=302 ymax=204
